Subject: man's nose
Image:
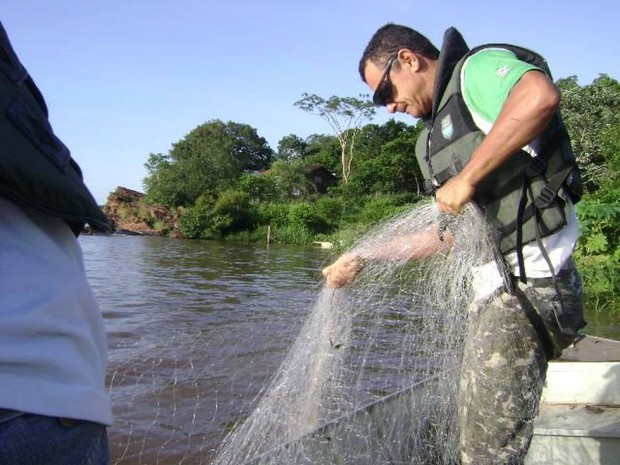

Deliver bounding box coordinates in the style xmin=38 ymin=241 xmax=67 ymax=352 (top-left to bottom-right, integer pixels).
xmin=386 ymin=103 xmax=397 ymax=114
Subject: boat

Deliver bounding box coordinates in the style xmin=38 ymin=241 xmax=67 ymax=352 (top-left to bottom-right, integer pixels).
xmin=240 ymin=335 xmax=620 ymax=464
xmin=526 ymin=335 xmax=620 ymax=464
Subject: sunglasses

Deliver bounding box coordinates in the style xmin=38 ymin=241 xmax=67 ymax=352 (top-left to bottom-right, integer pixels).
xmin=372 ymin=55 xmax=398 ymax=106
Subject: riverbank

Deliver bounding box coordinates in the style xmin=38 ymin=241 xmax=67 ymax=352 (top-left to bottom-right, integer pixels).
xmin=100 ymin=187 xmax=619 ymax=334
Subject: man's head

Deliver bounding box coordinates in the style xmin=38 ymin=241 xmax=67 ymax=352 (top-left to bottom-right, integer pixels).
xmin=359 ymin=24 xmax=440 ymax=118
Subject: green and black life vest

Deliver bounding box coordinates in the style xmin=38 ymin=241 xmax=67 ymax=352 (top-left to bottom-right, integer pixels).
xmin=0 ymin=22 xmax=110 ymax=235
xmin=415 ymin=28 xmax=582 ymax=272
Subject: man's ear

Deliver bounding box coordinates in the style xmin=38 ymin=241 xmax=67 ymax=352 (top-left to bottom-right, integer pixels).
xmin=397 ymin=48 xmax=421 ymax=72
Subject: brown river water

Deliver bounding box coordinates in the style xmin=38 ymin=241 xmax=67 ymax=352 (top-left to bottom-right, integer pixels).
xmin=80 ymin=234 xmax=331 ymax=464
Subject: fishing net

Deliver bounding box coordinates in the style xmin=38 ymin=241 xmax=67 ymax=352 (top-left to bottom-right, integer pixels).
xmin=213 ymin=202 xmax=500 ymax=464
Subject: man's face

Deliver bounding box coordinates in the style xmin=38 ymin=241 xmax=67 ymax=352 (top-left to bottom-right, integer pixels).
xmin=364 ymin=52 xmax=432 ymax=118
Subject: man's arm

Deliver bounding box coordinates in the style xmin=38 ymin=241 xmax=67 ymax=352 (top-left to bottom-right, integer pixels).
xmin=322 ymin=224 xmax=453 ymax=288
xmin=435 ymin=70 xmax=561 ymax=214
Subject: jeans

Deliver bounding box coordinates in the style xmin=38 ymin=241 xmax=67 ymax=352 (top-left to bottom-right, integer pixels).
xmin=0 ymin=410 xmax=108 ymax=465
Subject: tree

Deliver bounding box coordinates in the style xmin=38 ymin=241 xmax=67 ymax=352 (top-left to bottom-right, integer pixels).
xmin=294 ymin=93 xmax=375 ymax=183
xmin=237 ymin=172 xmax=281 ymax=202
xmin=269 ymin=159 xmax=316 ymax=200
xmin=276 ymin=134 xmax=307 ymax=162
xmin=303 ymin=134 xmax=341 ymax=174
xmin=557 ymin=74 xmax=620 ymax=192
xmin=223 ymin=122 xmax=274 ymax=171
xmin=143 ymin=152 xmax=187 ymax=206
xmin=332 ymin=120 xmax=423 ymax=198
xmin=142 ymin=120 xmax=273 ymax=207
xmin=598 ymin=123 xmax=620 ymax=197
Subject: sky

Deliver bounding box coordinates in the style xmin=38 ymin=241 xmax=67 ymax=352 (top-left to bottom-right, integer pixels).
xmin=3 ymin=0 xmax=619 ymax=204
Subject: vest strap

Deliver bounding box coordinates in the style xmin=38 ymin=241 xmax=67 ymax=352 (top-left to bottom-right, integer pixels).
xmin=535 ymin=165 xmax=574 ymax=209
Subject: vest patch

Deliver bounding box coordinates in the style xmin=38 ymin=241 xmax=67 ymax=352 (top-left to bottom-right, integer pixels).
xmin=441 ymin=114 xmax=454 ymax=140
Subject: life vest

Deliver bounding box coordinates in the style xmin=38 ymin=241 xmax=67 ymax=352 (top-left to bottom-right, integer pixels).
xmin=0 ymin=22 xmax=110 ymax=235
xmin=415 ymin=28 xmax=582 ymax=267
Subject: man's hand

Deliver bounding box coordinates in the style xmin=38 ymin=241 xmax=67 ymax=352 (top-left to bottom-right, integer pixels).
xmin=435 ymin=174 xmax=475 ymax=214
xmin=322 ymin=253 xmax=363 ymax=288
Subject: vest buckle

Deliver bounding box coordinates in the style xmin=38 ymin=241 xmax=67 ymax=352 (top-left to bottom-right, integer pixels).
xmin=535 ymin=185 xmax=557 ymax=209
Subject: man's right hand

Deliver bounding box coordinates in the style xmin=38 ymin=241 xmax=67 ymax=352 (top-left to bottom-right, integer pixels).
xmin=322 ymin=253 xmax=363 ymax=288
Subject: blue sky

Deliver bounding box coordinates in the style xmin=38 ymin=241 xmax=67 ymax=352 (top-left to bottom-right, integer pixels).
xmin=3 ymin=1 xmax=619 ymax=204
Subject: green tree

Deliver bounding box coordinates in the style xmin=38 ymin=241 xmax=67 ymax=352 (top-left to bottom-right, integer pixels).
xmin=559 ymin=75 xmax=620 ymax=318
xmin=276 ymin=134 xmax=307 ymax=162
xmin=352 ymin=120 xmax=423 ymax=195
xmin=223 ymin=122 xmax=274 ymax=171
xmin=143 ymin=152 xmax=186 ymax=206
xmin=558 ymin=74 xmax=620 ymax=191
xmin=269 ymin=159 xmax=316 ymax=199
xmin=303 ymin=134 xmax=341 ymax=174
xmin=237 ymin=172 xmax=281 ymax=202
xmin=143 ymin=120 xmax=273 ymax=207
xmin=144 ymin=152 xmax=170 ymax=175
xmin=598 ymin=122 xmax=620 ymax=197
xmin=295 ymin=93 xmax=375 ymax=183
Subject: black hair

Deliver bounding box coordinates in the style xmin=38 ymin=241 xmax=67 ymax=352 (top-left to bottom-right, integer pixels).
xmin=358 ymin=23 xmax=440 ymax=82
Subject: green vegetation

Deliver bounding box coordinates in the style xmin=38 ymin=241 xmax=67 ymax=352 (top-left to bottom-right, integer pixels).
xmin=136 ymin=76 xmax=620 ymax=322
xmin=557 ymin=75 xmax=620 ymax=320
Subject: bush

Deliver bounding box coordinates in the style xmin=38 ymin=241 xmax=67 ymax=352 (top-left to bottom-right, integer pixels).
xmin=315 ymin=196 xmax=345 ymax=227
xmin=576 ymin=197 xmax=620 ymax=256
xmin=178 ymin=190 xmax=259 ymax=239
xmin=288 ymin=202 xmax=329 ymax=233
xmin=212 ymin=190 xmax=259 ymax=236
xmin=575 ymin=254 xmax=620 ymax=318
xmin=258 ymin=202 xmax=291 ymax=227
xmin=575 ymin=196 xmax=620 ymax=318
xmin=359 ymin=195 xmax=413 ymax=224
xmin=178 ymin=206 xmax=210 ymax=239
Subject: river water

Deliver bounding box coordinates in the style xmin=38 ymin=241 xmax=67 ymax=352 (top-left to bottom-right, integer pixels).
xmin=80 ymin=234 xmax=331 ymax=464
xmin=80 ymin=233 xmax=618 ymax=464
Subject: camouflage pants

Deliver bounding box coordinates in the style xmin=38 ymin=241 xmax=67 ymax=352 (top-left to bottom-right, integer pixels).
xmin=458 ymin=258 xmax=585 ymax=465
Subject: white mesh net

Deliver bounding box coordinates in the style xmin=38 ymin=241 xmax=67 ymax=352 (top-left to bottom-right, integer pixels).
xmin=213 ymin=203 xmax=498 ymax=464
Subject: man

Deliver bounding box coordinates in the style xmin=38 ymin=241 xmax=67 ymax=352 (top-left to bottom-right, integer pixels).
xmin=0 ymin=22 xmax=112 ymax=464
xmin=323 ymin=24 xmax=585 ymax=464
